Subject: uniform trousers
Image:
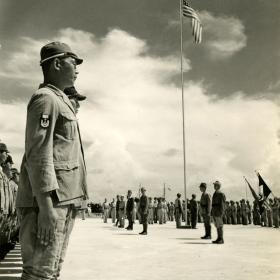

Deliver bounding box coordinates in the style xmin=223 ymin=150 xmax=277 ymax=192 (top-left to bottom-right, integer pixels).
xmin=127 ymin=211 xmax=133 ymax=229
xmin=272 ymin=210 xmax=279 ymax=228
xmin=175 ymin=210 xmax=182 ymax=228
xmin=140 ymin=212 xmax=148 ymax=232
xmin=18 ymin=205 xmax=76 ymax=280
xmin=111 ymin=208 xmax=116 ymax=223
xmin=202 ymin=214 xmax=211 ymax=236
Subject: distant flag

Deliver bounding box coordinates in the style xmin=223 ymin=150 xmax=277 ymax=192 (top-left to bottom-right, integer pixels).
xmin=257 ymin=172 xmax=272 ymax=199
xmin=244 ymin=177 xmax=259 ymax=201
xmin=182 ymin=0 xmax=202 ymax=44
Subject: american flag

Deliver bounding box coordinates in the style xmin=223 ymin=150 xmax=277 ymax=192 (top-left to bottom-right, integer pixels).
xmin=182 ymin=1 xmax=202 ymax=44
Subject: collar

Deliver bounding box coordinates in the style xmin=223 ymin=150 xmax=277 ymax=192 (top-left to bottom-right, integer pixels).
xmin=39 ymin=83 xmax=76 ymax=115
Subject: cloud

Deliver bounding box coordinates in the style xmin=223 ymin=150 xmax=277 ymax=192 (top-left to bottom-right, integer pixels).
xmin=200 ymin=11 xmax=247 ymax=60
xmin=0 ymin=27 xmax=279 ymax=202
xmin=163 ymin=148 xmax=181 ymax=157
xmin=168 ymin=11 xmax=247 ymax=60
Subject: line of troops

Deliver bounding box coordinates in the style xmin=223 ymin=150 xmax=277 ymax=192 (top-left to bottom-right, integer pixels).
xmin=223 ymin=197 xmax=279 ymax=228
xmin=101 ymin=194 xmax=184 ymax=226
xmin=0 ymin=142 xmax=20 ymax=258
xmin=100 ymin=189 xmax=280 ymax=229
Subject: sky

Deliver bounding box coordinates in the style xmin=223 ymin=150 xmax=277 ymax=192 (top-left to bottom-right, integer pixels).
xmin=0 ymin=0 xmax=280 ymax=202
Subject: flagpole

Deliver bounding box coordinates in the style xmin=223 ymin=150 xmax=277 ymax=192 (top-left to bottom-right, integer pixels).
xmin=179 ymin=0 xmax=188 ymax=227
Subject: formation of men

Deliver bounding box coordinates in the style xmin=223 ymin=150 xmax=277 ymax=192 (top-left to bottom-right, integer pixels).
xmin=0 ymin=142 xmax=20 ymax=258
xmin=99 ymin=179 xmax=279 ymax=244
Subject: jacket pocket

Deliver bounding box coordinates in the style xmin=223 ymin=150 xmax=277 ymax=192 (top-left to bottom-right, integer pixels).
xmin=54 ymin=161 xmax=84 ymax=202
xmin=54 ymin=161 xmax=79 ymax=171
xmin=57 ymin=111 xmax=77 ymax=140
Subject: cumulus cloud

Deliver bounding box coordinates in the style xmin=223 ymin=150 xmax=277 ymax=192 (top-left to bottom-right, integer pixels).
xmin=0 ymin=27 xmax=279 ymax=202
xmin=168 ymin=11 xmax=247 ymax=60
xmin=200 ymin=11 xmax=247 ymax=60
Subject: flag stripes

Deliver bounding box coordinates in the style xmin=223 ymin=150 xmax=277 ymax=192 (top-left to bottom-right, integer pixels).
xmin=182 ymin=1 xmax=202 ymax=44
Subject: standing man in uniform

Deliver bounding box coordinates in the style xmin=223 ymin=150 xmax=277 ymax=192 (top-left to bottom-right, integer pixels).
xmin=211 ymin=181 xmax=226 ymax=244
xmin=125 ymin=190 xmax=134 ymax=230
xmin=272 ymin=197 xmax=279 ymax=228
xmin=199 ymin=183 xmax=212 ymax=239
xmin=189 ymin=194 xmax=198 ymax=229
xmin=148 ymin=197 xmax=154 ymax=224
xmin=169 ymin=202 xmax=175 ymax=222
xmin=0 ymin=143 xmax=9 ymax=248
xmin=115 ymin=195 xmax=120 ymax=226
xmin=16 ymin=42 xmax=88 ymax=280
xmin=153 ymin=197 xmax=158 ymax=223
xmin=102 ymin=198 xmax=109 ymax=223
xmin=230 ymin=200 xmax=237 ymax=225
xmin=138 ymin=187 xmax=149 ymax=235
xmin=110 ymin=198 xmax=116 ymax=224
xmin=118 ymin=195 xmax=126 ymax=228
xmin=175 ymin=193 xmax=183 ymax=228
xmin=246 ymin=200 xmax=252 ymax=224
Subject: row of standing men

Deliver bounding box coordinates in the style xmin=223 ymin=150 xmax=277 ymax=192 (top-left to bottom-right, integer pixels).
xmin=0 ymin=142 xmax=20 ymax=258
xmin=101 ymin=193 xmax=280 ymax=229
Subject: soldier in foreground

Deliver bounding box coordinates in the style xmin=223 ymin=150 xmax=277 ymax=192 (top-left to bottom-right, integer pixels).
xmin=16 ymin=42 xmax=88 ymax=280
xmin=139 ymin=187 xmax=149 ymax=235
xmin=211 ymin=181 xmax=226 ymax=244
xmin=199 ymin=183 xmax=211 ymax=239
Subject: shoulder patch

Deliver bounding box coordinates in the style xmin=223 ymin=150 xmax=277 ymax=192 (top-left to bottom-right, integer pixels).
xmin=40 ymin=114 xmax=50 ymax=128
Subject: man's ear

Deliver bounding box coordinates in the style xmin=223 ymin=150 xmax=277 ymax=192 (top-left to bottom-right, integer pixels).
xmin=53 ymin=58 xmax=61 ymax=71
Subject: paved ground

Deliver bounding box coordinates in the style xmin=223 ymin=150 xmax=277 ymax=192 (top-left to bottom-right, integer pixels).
xmin=0 ymin=217 xmax=279 ymax=280
xmin=62 ymin=217 xmax=280 ymax=280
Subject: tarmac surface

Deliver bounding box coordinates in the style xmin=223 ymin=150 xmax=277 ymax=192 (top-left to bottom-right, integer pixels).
xmin=0 ymin=217 xmax=279 ymax=280
xmin=62 ymin=217 xmax=280 ymax=280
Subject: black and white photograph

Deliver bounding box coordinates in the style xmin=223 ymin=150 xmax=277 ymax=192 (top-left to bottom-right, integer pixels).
xmin=0 ymin=0 xmax=279 ymax=279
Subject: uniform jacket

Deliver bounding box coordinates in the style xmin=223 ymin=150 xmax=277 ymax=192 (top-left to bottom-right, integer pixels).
xmin=139 ymin=194 xmax=148 ymax=214
xmin=102 ymin=202 xmax=109 ymax=210
xmin=16 ymin=84 xmax=88 ymax=207
xmin=200 ymin=192 xmax=211 ymax=216
xmin=0 ymin=170 xmax=9 ymax=213
xmin=175 ymin=198 xmax=183 ymax=214
xmin=118 ymin=201 xmax=125 ymax=212
xmin=211 ymin=190 xmax=226 ymax=217
xmin=189 ymin=199 xmax=198 ymax=214
xmin=116 ymin=200 xmax=120 ymax=211
xmin=126 ymin=197 xmax=134 ymax=213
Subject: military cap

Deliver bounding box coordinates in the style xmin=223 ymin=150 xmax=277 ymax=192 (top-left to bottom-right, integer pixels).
xmin=199 ymin=182 xmax=207 ymax=188
xmin=0 ymin=143 xmax=9 ymax=153
xmin=40 ymin=42 xmax=83 ymax=66
xmin=5 ymin=154 xmax=14 ymax=164
xmin=64 ymin=86 xmax=87 ymax=101
xmin=213 ymin=180 xmax=221 ymax=186
xmin=11 ymin=168 xmax=20 ymax=175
